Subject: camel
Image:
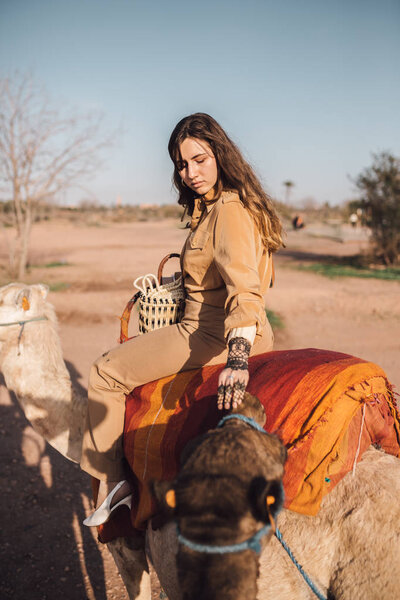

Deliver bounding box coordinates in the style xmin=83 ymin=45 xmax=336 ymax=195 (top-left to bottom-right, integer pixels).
xmin=1 ymin=282 xmax=400 ymax=600
xmin=0 ymin=282 xmax=151 ymax=599
xmin=152 ymin=393 xmax=400 ymax=599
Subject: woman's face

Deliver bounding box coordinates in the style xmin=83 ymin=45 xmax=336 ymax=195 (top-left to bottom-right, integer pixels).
xmin=177 ymin=137 xmax=218 ymax=196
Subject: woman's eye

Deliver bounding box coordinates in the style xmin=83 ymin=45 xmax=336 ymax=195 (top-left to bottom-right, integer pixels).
xmin=177 ymin=161 xmax=186 ymax=171
xmin=196 ymin=159 xmax=205 ymax=164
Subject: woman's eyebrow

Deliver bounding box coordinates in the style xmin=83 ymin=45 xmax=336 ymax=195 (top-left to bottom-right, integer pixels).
xmin=178 ymin=151 xmax=209 ymax=166
xmin=190 ymin=152 xmax=208 ymax=160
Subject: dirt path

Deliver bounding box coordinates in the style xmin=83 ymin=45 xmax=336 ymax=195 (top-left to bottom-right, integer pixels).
xmin=0 ymin=219 xmax=398 ymax=599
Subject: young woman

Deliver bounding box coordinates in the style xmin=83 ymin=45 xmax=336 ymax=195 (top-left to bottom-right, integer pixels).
xmin=81 ymin=113 xmax=284 ymax=526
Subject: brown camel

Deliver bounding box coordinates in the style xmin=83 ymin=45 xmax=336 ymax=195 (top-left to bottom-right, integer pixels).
xmin=152 ymin=393 xmax=400 ymax=600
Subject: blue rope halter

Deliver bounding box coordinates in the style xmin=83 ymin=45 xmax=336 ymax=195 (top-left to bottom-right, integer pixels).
xmin=177 ymin=413 xmax=327 ymax=600
xmin=177 ymin=523 xmax=271 ymax=555
xmin=0 ymin=316 xmax=48 ymax=327
xmin=275 ymin=528 xmax=326 ymax=600
xmin=216 ymin=413 xmax=267 ymax=433
xmin=0 ymin=315 xmax=48 ymax=355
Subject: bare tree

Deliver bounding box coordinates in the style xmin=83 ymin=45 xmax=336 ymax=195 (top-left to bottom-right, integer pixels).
xmin=0 ymin=73 xmax=113 ymax=278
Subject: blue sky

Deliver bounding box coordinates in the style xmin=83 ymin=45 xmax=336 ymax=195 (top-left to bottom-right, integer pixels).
xmin=1 ymin=0 xmax=399 ymax=206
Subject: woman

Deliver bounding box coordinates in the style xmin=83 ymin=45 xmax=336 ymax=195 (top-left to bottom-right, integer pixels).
xmin=81 ymin=113 xmax=284 ymax=526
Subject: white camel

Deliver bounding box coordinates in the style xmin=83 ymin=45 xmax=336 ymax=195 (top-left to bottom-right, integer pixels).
xmin=0 ymin=282 xmax=150 ymax=599
xmin=1 ymin=282 xmax=399 ymax=600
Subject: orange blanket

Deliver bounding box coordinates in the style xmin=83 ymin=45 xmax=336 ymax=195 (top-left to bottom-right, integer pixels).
xmin=98 ymin=348 xmax=400 ymax=542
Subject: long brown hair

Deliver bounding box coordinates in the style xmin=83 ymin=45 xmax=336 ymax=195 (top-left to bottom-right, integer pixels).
xmin=168 ymin=113 xmax=284 ymax=253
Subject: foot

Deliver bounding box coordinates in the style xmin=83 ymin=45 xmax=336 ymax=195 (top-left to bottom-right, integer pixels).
xmin=83 ymin=479 xmax=133 ymax=527
xmin=96 ymin=479 xmax=132 ymax=509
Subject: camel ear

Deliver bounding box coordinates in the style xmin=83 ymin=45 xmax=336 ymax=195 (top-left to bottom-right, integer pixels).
xmin=16 ymin=288 xmax=31 ymax=311
xmin=37 ymin=284 xmax=49 ymax=299
xmin=249 ymin=477 xmax=284 ymax=524
xmin=151 ymin=480 xmax=176 ymax=516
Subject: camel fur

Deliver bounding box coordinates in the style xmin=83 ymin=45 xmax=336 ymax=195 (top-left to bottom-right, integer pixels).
xmin=152 ymin=393 xmax=286 ymax=600
xmin=0 ymin=283 xmax=85 ymax=462
xmin=0 ymin=283 xmax=150 ymax=599
xmin=151 ymin=394 xmax=400 ymax=600
xmin=1 ymin=283 xmax=400 ymax=599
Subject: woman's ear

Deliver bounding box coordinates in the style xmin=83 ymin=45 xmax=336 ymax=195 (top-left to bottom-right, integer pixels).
xmin=151 ymin=480 xmax=177 ymax=517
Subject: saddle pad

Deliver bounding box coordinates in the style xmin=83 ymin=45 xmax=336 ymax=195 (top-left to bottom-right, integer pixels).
xmin=98 ymin=348 xmax=400 ymax=542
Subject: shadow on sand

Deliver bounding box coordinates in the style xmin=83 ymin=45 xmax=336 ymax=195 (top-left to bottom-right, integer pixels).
xmin=0 ymin=372 xmax=111 ymax=600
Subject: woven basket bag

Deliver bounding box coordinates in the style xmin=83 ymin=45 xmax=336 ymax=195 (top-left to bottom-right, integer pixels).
xmin=119 ymin=253 xmax=185 ymax=343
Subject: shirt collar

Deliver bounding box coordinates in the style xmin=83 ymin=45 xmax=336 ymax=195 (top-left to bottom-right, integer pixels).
xmin=202 ymin=188 xmax=218 ymax=213
xmin=189 ymin=189 xmax=219 ymax=230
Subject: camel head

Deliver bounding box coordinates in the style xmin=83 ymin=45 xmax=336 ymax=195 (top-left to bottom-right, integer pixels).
xmin=0 ymin=283 xmax=54 ymax=347
xmin=0 ymin=282 xmax=85 ymax=463
xmin=153 ymin=393 xmax=286 ymax=600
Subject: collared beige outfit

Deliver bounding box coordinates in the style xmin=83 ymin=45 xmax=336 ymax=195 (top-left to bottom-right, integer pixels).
xmin=80 ymin=191 xmax=274 ymax=480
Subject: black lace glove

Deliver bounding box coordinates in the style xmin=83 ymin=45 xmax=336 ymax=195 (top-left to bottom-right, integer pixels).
xmin=226 ymin=336 xmax=251 ymax=370
xmin=217 ymin=337 xmax=251 ymax=410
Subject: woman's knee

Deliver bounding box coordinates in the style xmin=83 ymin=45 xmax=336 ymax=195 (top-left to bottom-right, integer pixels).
xmin=89 ymin=349 xmax=130 ymax=396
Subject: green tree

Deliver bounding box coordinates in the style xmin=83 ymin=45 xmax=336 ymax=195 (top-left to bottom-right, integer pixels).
xmin=355 ymin=152 xmax=400 ymax=265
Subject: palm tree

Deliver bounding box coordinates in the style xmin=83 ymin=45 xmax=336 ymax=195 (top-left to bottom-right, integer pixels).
xmin=283 ymin=180 xmax=295 ymax=204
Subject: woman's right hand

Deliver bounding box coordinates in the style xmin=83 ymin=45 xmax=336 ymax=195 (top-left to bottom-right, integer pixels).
xmin=217 ymin=367 xmax=249 ymax=410
xmin=218 ymin=335 xmax=252 ymax=410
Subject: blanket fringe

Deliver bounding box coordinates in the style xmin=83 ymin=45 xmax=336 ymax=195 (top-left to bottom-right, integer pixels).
xmin=352 ymin=403 xmax=366 ymax=476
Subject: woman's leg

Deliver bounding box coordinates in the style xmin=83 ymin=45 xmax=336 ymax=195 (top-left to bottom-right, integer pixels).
xmin=80 ymin=308 xmax=274 ymax=483
xmin=80 ymin=320 xmax=228 ymax=481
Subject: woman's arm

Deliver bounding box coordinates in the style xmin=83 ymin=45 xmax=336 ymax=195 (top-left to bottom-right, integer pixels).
xmin=214 ymin=199 xmax=266 ymax=409
xmin=214 ymin=199 xmax=267 ymax=335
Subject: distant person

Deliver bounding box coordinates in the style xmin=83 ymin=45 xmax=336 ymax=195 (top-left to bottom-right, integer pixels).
xmin=292 ymin=214 xmax=305 ymax=230
xmin=80 ymin=113 xmax=284 ymax=526
xmin=349 ymin=213 xmax=358 ymax=228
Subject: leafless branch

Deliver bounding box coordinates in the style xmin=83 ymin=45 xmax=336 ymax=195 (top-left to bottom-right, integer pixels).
xmin=0 ymin=72 xmax=115 ymax=277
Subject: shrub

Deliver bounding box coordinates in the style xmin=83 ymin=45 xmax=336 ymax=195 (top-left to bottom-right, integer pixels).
xmin=355 ymin=152 xmax=400 ymax=265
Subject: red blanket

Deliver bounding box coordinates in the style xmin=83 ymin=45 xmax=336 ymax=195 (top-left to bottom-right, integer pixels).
xmin=98 ymin=348 xmax=400 ymax=543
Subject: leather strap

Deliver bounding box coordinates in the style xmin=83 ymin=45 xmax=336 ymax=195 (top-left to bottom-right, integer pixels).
xmin=157 ymin=253 xmax=181 ymax=283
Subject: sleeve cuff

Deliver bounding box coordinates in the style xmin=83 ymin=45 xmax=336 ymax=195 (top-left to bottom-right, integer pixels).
xmin=227 ymin=325 xmax=257 ymax=346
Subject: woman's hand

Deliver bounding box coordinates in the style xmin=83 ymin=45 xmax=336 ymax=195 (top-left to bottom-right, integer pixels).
xmin=218 ymin=335 xmax=252 ymax=410
xmin=217 ymin=367 xmax=249 ymax=410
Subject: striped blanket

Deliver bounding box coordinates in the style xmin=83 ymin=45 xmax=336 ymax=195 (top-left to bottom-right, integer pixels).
xmin=98 ymin=348 xmax=400 ymax=543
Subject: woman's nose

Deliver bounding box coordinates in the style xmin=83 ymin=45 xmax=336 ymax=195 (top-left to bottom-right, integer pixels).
xmin=187 ymin=162 xmax=198 ymax=180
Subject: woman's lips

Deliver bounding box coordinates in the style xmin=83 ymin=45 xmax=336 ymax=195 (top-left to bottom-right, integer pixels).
xmin=191 ymin=181 xmax=204 ymax=188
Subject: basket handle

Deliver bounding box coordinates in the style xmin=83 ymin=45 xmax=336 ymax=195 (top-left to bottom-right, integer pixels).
xmin=133 ymin=273 xmax=159 ymax=294
xmin=119 ymin=291 xmax=141 ymax=344
xmin=157 ymin=253 xmax=181 ymax=284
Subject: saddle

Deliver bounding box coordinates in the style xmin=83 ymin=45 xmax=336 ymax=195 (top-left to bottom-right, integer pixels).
xmin=97 ymin=348 xmax=400 ymax=543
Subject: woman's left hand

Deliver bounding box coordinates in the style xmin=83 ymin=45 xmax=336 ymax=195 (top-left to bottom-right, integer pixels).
xmin=217 ymin=367 xmax=249 ymax=410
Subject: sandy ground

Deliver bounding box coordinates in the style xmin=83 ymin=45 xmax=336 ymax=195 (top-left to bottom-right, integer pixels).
xmin=0 ymin=218 xmax=399 ymax=599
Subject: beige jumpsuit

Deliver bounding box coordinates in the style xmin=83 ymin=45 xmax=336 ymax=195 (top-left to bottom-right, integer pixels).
xmin=80 ymin=191 xmax=274 ymax=480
